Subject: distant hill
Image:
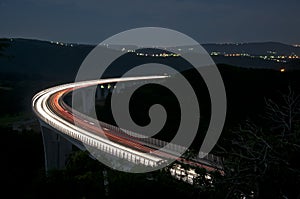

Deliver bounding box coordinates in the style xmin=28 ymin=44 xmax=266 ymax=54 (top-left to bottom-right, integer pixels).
xmin=0 ymin=38 xmax=299 ymax=81
xmin=203 ymin=42 xmax=300 ymax=69
xmin=0 ymin=38 xmax=94 ymax=81
xmin=202 ymin=42 xmax=300 ymax=56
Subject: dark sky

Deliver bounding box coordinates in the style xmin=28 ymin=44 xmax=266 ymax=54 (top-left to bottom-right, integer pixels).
xmin=1 ymin=0 xmax=299 ymax=44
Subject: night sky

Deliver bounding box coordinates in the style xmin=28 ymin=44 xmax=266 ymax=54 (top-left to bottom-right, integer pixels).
xmin=1 ymin=0 xmax=299 ymax=44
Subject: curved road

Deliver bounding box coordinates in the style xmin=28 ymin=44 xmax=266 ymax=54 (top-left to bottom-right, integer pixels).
xmin=32 ymin=76 xmax=223 ymax=173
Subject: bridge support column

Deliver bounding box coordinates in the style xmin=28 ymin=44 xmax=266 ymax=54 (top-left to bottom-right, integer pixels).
xmin=41 ymin=126 xmax=73 ymax=171
xmin=96 ymin=85 xmax=102 ymax=100
xmin=81 ymin=87 xmax=96 ymax=115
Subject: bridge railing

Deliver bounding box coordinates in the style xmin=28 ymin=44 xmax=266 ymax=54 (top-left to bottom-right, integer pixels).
xmin=33 ymin=93 xmax=167 ymax=168
xmin=61 ymin=99 xmax=223 ymax=170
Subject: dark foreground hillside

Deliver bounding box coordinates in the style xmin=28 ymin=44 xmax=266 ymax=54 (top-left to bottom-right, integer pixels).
xmin=0 ymin=38 xmax=299 ymax=198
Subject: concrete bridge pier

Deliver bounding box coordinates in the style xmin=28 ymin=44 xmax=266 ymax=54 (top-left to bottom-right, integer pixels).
xmin=81 ymin=88 xmax=95 ymax=114
xmin=40 ymin=125 xmax=73 ymax=171
xmin=96 ymin=85 xmax=103 ymax=100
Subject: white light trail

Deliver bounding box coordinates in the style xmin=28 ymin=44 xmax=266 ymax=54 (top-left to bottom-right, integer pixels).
xmin=32 ymin=76 xmax=168 ymax=167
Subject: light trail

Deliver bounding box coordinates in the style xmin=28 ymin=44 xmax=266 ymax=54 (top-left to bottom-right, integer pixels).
xmin=32 ymin=76 xmax=224 ymax=173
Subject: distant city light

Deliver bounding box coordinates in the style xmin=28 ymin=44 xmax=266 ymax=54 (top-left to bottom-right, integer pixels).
xmin=280 ymin=68 xmax=286 ymax=72
xmin=45 ymin=40 xmax=299 ymax=62
xmin=136 ymin=52 xmax=180 ymax=57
